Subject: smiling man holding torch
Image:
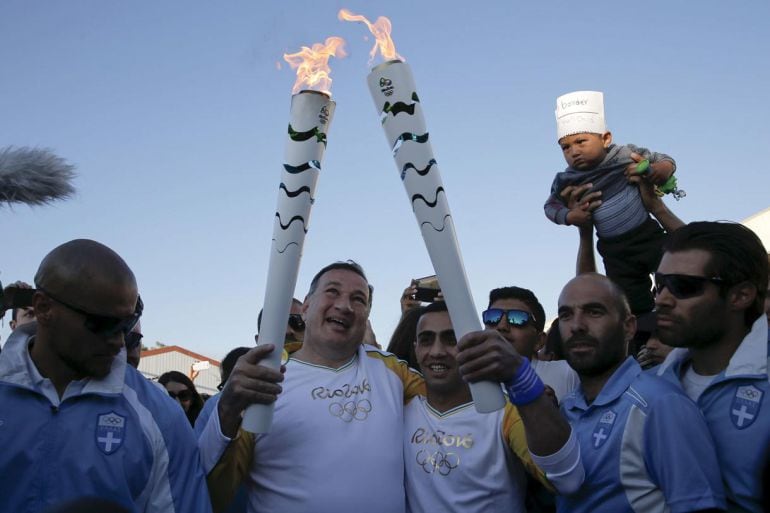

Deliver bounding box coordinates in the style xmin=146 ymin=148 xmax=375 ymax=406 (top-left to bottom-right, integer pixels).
xmin=198 ymin=15 xmax=583 ymax=513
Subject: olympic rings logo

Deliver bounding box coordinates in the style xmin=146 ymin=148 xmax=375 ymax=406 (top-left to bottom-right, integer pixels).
xmin=100 ymin=416 xmax=123 ymax=426
xmin=329 ymin=399 xmax=372 ymax=422
xmin=415 ymin=449 xmax=460 ymax=476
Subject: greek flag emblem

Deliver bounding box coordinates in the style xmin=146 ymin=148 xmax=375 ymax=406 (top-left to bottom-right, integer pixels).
xmin=95 ymin=412 xmax=126 ymax=455
xmin=730 ymin=385 xmax=763 ymax=430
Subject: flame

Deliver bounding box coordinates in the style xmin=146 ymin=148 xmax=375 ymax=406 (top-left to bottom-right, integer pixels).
xmin=338 ymin=9 xmax=404 ymax=65
xmin=283 ymin=37 xmax=347 ymax=95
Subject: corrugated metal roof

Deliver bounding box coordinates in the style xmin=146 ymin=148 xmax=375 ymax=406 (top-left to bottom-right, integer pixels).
xmin=137 ymin=346 xmax=221 ymax=395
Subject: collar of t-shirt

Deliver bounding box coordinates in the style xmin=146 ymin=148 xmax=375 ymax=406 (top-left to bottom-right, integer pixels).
xmin=681 ymin=364 xmax=718 ymax=402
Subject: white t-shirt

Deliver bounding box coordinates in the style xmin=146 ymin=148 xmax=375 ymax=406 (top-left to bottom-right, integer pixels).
xmin=202 ymin=345 xmax=424 ymax=513
xmin=404 ymin=396 xmax=549 ymax=513
xmin=681 ymin=364 xmax=717 ymax=402
xmin=531 ymin=359 xmax=580 ymax=403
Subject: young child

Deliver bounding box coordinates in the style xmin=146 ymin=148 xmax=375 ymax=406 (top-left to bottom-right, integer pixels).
xmin=545 ymin=90 xmax=677 ymax=315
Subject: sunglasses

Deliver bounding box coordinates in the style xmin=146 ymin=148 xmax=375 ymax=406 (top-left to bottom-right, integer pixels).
xmin=125 ymin=331 xmax=144 ymax=350
xmin=288 ymin=313 xmax=305 ymax=332
xmin=39 ymin=287 xmax=143 ymax=337
xmin=653 ymin=273 xmax=724 ymax=299
xmin=168 ymin=389 xmax=193 ymax=402
xmin=482 ymin=308 xmax=536 ymax=328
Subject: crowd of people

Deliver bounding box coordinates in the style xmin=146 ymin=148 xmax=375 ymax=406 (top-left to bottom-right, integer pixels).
xmin=1 ymin=90 xmax=769 ymax=513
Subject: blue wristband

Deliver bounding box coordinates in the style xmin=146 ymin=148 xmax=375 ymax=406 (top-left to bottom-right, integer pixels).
xmin=504 ymin=357 xmax=545 ymax=406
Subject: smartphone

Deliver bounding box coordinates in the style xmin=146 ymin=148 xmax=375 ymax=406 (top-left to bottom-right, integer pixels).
xmin=413 ymin=274 xmax=441 ymax=303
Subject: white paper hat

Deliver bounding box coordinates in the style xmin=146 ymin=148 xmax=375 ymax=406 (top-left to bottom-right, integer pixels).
xmin=555 ymin=91 xmax=606 ymax=140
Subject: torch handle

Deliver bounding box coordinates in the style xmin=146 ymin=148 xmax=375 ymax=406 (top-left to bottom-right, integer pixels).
xmin=420 ymin=223 xmax=506 ymax=413
xmin=242 ymin=91 xmax=335 ymax=433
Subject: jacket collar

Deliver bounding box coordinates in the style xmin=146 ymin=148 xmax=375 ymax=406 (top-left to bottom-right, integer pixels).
xmin=0 ymin=322 xmax=126 ymax=396
xmin=566 ymin=356 xmax=640 ymax=412
xmin=657 ymin=315 xmax=769 ymax=380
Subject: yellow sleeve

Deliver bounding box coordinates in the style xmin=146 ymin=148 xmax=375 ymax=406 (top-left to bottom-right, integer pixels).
xmin=501 ymin=402 xmax=554 ymax=492
xmin=366 ymin=350 xmax=426 ymax=403
xmin=206 ymin=429 xmax=256 ymax=513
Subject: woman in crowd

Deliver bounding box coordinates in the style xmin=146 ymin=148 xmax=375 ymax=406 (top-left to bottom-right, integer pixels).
xmin=159 ymin=371 xmax=204 ymax=426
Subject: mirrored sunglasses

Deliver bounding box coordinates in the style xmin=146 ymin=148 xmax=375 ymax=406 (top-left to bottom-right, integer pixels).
xmin=481 ymin=308 xmax=535 ymax=328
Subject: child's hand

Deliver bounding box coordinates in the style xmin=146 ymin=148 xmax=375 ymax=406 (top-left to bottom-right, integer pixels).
xmin=646 ymin=161 xmax=675 ymax=185
xmin=625 ymin=152 xmax=674 ymax=185
xmin=561 ymin=183 xmax=602 ymax=227
xmin=624 ymin=152 xmax=647 ymax=178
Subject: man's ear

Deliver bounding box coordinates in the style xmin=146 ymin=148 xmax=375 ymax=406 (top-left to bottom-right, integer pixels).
xmin=32 ymin=292 xmax=53 ymax=325
xmin=623 ymin=313 xmax=637 ymax=344
xmin=602 ymin=131 xmax=613 ymax=148
xmin=727 ymin=281 xmax=757 ymax=312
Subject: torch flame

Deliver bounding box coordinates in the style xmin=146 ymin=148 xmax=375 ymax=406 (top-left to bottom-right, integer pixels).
xmin=338 ymin=9 xmax=404 ymax=65
xmin=283 ymin=37 xmax=347 ymax=95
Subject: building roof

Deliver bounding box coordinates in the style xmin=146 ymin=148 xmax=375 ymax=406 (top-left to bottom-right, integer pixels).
xmin=140 ymin=345 xmax=220 ymax=367
xmin=138 ymin=345 xmax=221 ymax=395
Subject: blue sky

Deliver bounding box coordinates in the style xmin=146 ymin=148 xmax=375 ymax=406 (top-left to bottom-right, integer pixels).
xmin=2 ymin=0 xmax=769 ymax=359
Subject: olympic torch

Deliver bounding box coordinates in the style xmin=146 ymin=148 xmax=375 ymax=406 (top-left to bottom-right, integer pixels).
xmin=242 ymin=37 xmax=346 ymax=433
xmin=340 ymin=10 xmax=504 ymax=413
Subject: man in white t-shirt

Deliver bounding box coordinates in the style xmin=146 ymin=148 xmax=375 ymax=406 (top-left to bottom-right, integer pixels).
xmin=405 ymin=302 xmax=584 ymax=513
xmin=482 ymin=286 xmax=579 ymax=403
xmin=200 ymin=261 xmax=577 ymax=513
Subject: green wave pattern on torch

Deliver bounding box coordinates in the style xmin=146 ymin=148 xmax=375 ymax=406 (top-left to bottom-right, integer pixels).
xmin=380 ymin=92 xmax=421 ymax=124
xmin=275 ymin=212 xmax=308 ymax=233
xmin=391 ymin=132 xmax=430 ymax=156
xmin=279 ymin=183 xmax=315 ymax=203
xmin=401 ymin=159 xmax=437 ymax=181
xmin=411 ymin=187 xmax=445 ymax=208
xmin=283 ymin=160 xmax=321 ymax=174
xmin=288 ymin=124 xmax=327 ymax=147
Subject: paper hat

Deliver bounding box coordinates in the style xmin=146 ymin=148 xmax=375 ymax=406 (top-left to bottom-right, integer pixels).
xmin=555 ymin=91 xmax=606 ymax=140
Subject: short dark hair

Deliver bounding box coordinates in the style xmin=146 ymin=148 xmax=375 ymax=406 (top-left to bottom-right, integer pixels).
xmin=488 ymin=287 xmax=546 ymax=332
xmin=11 ymin=307 xmax=19 ymax=323
xmin=307 ymin=260 xmax=369 ymax=297
xmin=663 ymin=221 xmax=768 ymax=326
xmin=220 ymin=346 xmax=250 ymax=387
xmin=420 ymin=301 xmax=449 ymax=316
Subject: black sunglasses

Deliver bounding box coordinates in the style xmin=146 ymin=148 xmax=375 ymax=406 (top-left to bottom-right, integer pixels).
xmin=653 ymin=273 xmax=724 ymax=300
xmin=168 ymin=389 xmax=193 ymax=402
xmin=125 ymin=331 xmax=144 ymax=350
xmin=482 ymin=308 xmax=536 ymax=328
xmin=39 ymin=287 xmax=143 ymax=337
xmin=288 ymin=313 xmax=305 ymax=332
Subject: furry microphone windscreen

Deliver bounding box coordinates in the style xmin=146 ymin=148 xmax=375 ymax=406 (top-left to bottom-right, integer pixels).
xmin=0 ymin=146 xmax=76 ymax=206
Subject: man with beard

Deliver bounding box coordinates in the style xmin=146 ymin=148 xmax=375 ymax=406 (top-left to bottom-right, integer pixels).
xmin=654 ymin=222 xmax=770 ymax=513
xmin=0 ymin=239 xmax=211 ymax=513
xmin=404 ymin=302 xmax=583 ymax=513
xmin=556 ymin=273 xmax=725 ymax=513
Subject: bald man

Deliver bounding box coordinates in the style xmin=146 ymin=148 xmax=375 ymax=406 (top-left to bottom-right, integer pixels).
xmin=556 ymin=273 xmax=725 ymax=513
xmin=0 ymin=239 xmax=212 ymax=513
